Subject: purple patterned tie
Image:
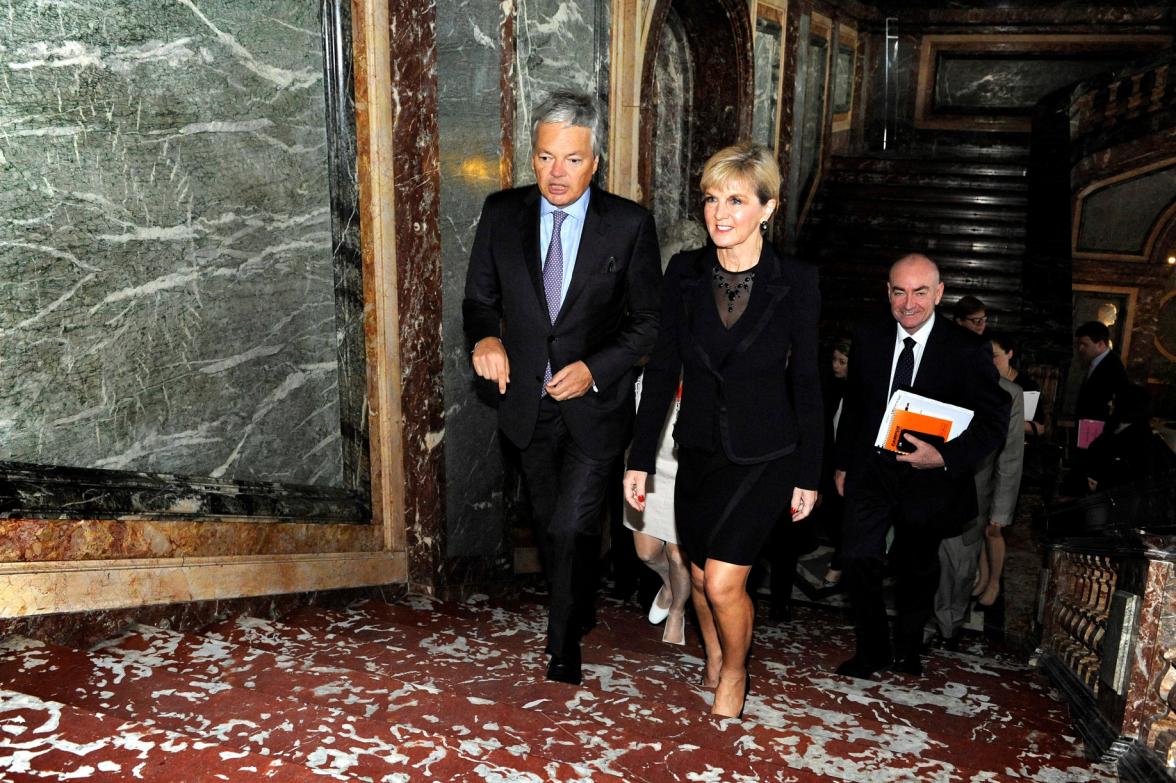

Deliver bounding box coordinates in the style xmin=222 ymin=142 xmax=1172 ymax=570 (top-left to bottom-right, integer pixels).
xmin=541 ymin=210 xmax=568 ymax=395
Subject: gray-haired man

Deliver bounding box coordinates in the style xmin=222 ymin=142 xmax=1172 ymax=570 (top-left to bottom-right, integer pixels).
xmin=463 ymin=89 xmax=662 ymax=684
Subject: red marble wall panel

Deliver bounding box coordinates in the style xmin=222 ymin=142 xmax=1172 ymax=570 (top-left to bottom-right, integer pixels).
xmin=388 ymin=1 xmax=446 ymax=592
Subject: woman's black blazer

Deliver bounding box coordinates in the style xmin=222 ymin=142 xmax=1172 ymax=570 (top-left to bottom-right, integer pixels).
xmin=628 ymin=242 xmax=824 ymax=489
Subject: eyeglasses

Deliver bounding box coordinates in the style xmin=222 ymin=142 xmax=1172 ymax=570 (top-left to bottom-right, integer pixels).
xmin=962 ymin=315 xmax=988 ymax=326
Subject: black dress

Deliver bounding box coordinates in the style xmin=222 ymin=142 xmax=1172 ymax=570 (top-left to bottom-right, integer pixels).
xmin=628 ymin=244 xmax=822 ymax=570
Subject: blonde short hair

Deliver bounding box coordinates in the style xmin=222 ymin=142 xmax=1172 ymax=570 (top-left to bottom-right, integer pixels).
xmin=699 ymin=142 xmax=781 ymax=205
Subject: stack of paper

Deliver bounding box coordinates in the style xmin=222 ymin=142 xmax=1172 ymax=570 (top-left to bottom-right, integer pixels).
xmin=875 ymin=390 xmax=975 ymax=454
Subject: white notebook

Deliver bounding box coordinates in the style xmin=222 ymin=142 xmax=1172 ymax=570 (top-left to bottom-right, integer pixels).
xmin=874 ymin=390 xmax=975 ymax=453
xmin=1022 ymin=391 xmax=1040 ymax=421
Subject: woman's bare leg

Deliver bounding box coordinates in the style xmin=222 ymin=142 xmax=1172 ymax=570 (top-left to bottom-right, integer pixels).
xmin=974 ymin=545 xmax=989 ymax=597
xmin=704 ymin=559 xmax=754 ymax=717
xmin=978 ymin=524 xmax=1005 ymax=606
xmin=662 ymin=542 xmax=691 ymax=644
xmin=633 ymin=531 xmax=671 ymax=617
xmin=691 ymin=562 xmax=722 ymax=687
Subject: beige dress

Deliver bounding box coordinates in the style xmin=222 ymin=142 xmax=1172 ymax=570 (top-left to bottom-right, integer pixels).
xmin=624 ymin=373 xmax=681 ymax=544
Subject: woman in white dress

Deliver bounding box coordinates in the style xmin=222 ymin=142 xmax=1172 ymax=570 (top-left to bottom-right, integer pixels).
xmin=624 ymin=374 xmax=690 ymax=645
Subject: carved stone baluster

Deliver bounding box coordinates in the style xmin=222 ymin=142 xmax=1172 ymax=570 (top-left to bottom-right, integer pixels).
xmin=1146 ymin=651 xmax=1176 ymax=764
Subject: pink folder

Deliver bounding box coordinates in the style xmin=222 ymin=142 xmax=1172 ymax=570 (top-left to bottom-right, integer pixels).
xmin=1077 ymin=419 xmax=1105 ymax=449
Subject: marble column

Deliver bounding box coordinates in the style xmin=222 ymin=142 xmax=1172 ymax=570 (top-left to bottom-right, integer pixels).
xmin=388 ymin=2 xmax=446 ymax=592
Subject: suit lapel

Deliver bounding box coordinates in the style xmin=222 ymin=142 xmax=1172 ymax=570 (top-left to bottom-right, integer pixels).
xmin=680 ymin=249 xmax=722 ymax=378
xmin=867 ymin=323 xmax=896 ymax=412
xmin=914 ymin=318 xmax=949 ymax=393
xmin=554 ymin=186 xmax=605 ymax=325
xmin=726 ymin=245 xmax=790 ymax=360
xmin=520 ymin=187 xmax=546 ymax=314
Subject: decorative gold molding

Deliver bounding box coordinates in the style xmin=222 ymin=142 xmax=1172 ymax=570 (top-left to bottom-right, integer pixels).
xmin=0 ymin=551 xmax=406 ymax=618
xmin=1073 ymin=283 xmax=1138 ymax=360
xmin=352 ymin=0 xmax=407 ymax=555
xmin=753 ymin=0 xmax=790 ymax=154
xmin=832 ymin=24 xmax=857 ymax=134
xmin=607 ymin=0 xmax=650 ymax=201
xmin=796 ymin=12 xmax=833 ymax=231
xmin=1073 ymin=157 xmax=1176 ymax=262
xmin=1154 ymin=289 xmax=1176 ymax=363
xmin=913 ymin=34 xmax=1171 ymax=133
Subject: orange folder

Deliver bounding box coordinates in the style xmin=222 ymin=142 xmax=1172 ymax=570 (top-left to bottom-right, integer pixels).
xmin=882 ymin=409 xmax=953 ymax=453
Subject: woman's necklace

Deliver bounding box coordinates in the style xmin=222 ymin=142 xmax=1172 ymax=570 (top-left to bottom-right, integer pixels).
xmin=713 ymin=264 xmax=755 ymax=313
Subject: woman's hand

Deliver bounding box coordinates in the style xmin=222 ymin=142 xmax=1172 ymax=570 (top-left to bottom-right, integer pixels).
xmin=623 ymin=470 xmax=648 ymax=511
xmin=790 ymin=487 xmax=818 ymax=522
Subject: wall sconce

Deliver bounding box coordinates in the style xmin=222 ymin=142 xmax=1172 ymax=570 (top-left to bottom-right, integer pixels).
xmin=1168 ymin=254 xmax=1176 ymax=266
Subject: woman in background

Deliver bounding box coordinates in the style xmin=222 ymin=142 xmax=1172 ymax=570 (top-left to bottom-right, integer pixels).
xmin=820 ymin=338 xmax=851 ymax=589
xmin=624 ymin=375 xmax=690 ymax=645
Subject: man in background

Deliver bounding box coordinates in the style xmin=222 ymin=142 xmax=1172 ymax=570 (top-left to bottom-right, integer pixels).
xmin=1074 ymin=320 xmax=1127 ymax=423
xmin=834 ymin=254 xmax=1008 ymax=678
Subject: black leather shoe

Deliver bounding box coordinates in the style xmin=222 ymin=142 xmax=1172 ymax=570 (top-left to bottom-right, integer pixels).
xmin=834 ymin=654 xmax=892 ymax=679
xmin=545 ymin=655 xmax=582 ymax=686
xmin=890 ymin=654 xmax=923 ymax=676
xmin=942 ymin=633 xmax=961 ymax=653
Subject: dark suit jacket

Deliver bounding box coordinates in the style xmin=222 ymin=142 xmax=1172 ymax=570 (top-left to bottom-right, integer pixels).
xmin=1076 ymin=350 xmax=1127 ymax=421
xmin=834 ymin=315 xmax=1010 ymax=535
xmin=628 ymin=242 xmax=824 ymax=489
xmin=463 ymin=184 xmax=662 ymax=455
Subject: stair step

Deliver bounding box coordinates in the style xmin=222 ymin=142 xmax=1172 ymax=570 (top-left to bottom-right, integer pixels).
xmin=823 ymin=172 xmax=1025 ymax=196
xmin=806 ymin=215 xmax=1026 ymax=241
xmin=810 ymin=200 xmax=1026 ymax=226
xmin=0 ymin=688 xmax=323 ymax=782
xmin=809 ymin=234 xmax=1027 ymax=259
xmin=827 ymin=156 xmax=1029 ymax=180
xmin=817 ymin=185 xmax=1028 ymax=211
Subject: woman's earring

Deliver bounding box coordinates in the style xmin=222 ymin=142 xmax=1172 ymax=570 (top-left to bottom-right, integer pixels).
xmin=760 ymin=219 xmax=769 ymax=233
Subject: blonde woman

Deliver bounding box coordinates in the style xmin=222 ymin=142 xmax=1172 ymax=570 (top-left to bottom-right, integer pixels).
xmin=624 ymin=143 xmax=822 ymax=718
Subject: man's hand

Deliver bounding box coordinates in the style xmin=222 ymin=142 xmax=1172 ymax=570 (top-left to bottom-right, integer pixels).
xmin=895 ymin=433 xmax=946 ymax=469
xmin=834 ymin=470 xmax=846 ymax=497
xmin=545 ymin=360 xmax=594 ymax=400
xmin=623 ymin=470 xmax=648 ymax=511
xmin=472 ymin=337 xmax=510 ymax=394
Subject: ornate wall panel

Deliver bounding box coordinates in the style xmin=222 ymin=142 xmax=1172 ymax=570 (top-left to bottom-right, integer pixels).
xmin=913 ymin=34 xmax=1169 ymax=134
xmin=0 ymin=0 xmax=369 ymax=522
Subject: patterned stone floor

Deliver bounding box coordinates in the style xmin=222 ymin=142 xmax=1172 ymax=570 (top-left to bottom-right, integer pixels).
xmin=0 ymin=589 xmax=1117 ymax=782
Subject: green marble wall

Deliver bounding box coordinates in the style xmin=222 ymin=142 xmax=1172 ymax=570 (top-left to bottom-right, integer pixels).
xmin=0 ymin=1 xmax=343 ymax=487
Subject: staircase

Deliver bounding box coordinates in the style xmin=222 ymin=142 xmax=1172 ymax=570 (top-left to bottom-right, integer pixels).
xmin=0 ymin=590 xmax=1117 ymax=782
xmin=801 ymin=153 xmax=1029 ymax=335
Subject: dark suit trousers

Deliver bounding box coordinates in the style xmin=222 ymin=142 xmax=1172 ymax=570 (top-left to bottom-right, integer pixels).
xmin=518 ymin=396 xmax=612 ymax=660
xmin=841 ymin=456 xmax=944 ymax=662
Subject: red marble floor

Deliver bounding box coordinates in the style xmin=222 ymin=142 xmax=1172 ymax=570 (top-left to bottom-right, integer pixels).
xmin=0 ymin=590 xmax=1117 ymax=782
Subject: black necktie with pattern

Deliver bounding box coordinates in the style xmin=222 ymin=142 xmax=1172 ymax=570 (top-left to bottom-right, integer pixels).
xmin=891 ymin=336 xmax=916 ymax=397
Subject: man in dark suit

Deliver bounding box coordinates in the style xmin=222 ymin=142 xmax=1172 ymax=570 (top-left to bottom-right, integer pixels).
xmin=463 ymin=90 xmax=662 ymax=685
xmin=833 ymin=254 xmax=1009 ymax=678
xmin=1075 ymin=320 xmax=1128 ymax=422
